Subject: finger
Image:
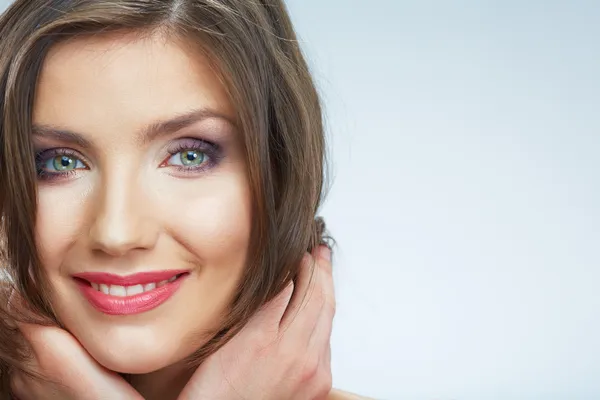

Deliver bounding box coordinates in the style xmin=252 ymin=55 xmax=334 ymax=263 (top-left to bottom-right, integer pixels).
xmin=245 ymin=281 xmax=294 ymax=331
xmin=324 ymin=342 xmax=331 ymax=370
xmin=12 ymin=323 xmax=141 ymax=400
xmin=14 ymin=322 xmax=83 ymax=397
xmin=280 ymin=245 xmax=334 ymax=346
xmin=316 ymin=244 xmax=333 ymax=273
xmin=16 ymin=322 xmax=97 ymax=385
xmin=307 ymin=286 xmax=335 ymax=352
xmin=315 ymin=245 xmax=335 ymax=312
xmin=320 ymin=343 xmax=334 ymax=398
xmin=279 ymin=252 xmax=319 ymax=331
xmin=16 ymin=321 xmax=94 ymax=363
xmin=10 ymin=371 xmax=27 ymax=400
xmin=11 ymin=325 xmax=66 ymax=392
xmin=307 ymin=250 xmax=336 ymax=351
xmin=11 ymin=369 xmax=70 ymax=400
xmin=10 ymin=370 xmax=51 ymax=400
xmin=16 ymin=322 xmax=67 ymax=360
xmin=302 ymin=245 xmax=335 ymax=349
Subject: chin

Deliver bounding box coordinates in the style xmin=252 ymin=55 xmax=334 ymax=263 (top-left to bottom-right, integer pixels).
xmin=92 ymin=351 xmax=172 ymax=374
xmin=75 ymin=325 xmax=198 ymax=374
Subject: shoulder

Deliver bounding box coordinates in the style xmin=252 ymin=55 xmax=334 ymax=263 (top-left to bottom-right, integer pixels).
xmin=328 ymin=389 xmax=374 ymax=400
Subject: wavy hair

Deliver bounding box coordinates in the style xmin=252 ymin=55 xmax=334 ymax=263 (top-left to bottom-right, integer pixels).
xmin=0 ymin=0 xmax=330 ymax=396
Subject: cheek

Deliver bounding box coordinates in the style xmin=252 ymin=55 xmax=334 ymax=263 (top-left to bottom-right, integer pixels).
xmin=34 ymin=169 xmax=253 ymax=365
xmin=161 ymin=175 xmax=252 ymax=265
xmin=35 ymin=184 xmax=91 ymax=274
xmin=157 ymin=175 xmax=252 ymax=332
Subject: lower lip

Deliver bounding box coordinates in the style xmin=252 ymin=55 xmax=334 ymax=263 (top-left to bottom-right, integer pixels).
xmin=76 ymin=276 xmax=187 ymax=316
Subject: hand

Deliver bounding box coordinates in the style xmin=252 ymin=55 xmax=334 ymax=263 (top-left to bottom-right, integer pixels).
xmin=8 ymin=245 xmax=335 ymax=400
xmin=178 ymin=245 xmax=335 ymax=400
xmin=9 ymin=314 xmax=142 ymax=400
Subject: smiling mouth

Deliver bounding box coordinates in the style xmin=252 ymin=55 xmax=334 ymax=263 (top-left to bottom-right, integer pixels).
xmin=75 ymin=273 xmax=187 ymax=297
xmin=72 ymin=270 xmax=190 ymax=315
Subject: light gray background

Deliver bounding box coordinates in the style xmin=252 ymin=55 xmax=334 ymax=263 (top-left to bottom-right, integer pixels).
xmin=2 ymin=1 xmax=599 ymax=399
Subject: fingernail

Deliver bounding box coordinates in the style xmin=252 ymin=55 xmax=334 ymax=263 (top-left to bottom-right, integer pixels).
xmin=319 ymin=245 xmax=331 ymax=262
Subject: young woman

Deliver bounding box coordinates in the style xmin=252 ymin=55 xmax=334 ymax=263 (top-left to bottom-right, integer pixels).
xmin=0 ymin=0 xmax=367 ymax=399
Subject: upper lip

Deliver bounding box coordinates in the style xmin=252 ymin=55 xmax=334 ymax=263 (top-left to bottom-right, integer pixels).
xmin=72 ymin=270 xmax=189 ymax=286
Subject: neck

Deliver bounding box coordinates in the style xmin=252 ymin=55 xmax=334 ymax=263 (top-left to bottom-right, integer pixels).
xmin=127 ymin=361 xmax=196 ymax=400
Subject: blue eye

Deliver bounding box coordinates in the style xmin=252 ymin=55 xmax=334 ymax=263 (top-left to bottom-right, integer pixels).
xmin=162 ymin=138 xmax=223 ymax=174
xmin=34 ymin=139 xmax=222 ymax=182
xmin=46 ymin=155 xmax=86 ymax=172
xmin=35 ymin=149 xmax=88 ymax=181
xmin=167 ymin=149 xmax=207 ymax=167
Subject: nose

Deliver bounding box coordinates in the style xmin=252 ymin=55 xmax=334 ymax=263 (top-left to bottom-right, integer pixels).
xmin=88 ymin=171 xmax=158 ymax=257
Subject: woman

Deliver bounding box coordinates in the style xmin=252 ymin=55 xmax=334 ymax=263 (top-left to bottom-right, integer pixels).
xmin=0 ymin=0 xmax=367 ymax=398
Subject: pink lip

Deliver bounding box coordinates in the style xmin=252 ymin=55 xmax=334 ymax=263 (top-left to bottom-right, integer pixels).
xmin=73 ymin=270 xmax=189 ymax=286
xmin=73 ymin=270 xmax=189 ymax=316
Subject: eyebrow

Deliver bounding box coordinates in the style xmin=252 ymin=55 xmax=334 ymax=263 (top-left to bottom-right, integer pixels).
xmin=140 ymin=108 xmax=236 ymax=145
xmin=32 ymin=108 xmax=235 ymax=148
xmin=32 ymin=125 xmax=92 ymax=148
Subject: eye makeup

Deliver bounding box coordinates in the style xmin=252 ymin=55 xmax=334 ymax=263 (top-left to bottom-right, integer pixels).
xmin=33 ymin=135 xmax=225 ymax=182
xmin=160 ymin=137 xmax=224 ymax=176
xmin=35 ymin=147 xmax=89 ymax=182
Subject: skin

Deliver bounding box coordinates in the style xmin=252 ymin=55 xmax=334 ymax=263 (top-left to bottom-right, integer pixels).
xmin=11 ymin=248 xmax=346 ymax=399
xmin=11 ymin=30 xmax=366 ymax=398
xmin=33 ymin=31 xmax=249 ymax=377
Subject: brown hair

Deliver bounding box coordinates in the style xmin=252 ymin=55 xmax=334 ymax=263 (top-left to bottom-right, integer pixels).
xmin=0 ymin=0 xmax=330 ymax=396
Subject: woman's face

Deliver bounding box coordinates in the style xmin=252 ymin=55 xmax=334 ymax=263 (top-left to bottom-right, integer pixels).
xmin=32 ymin=32 xmax=251 ymax=374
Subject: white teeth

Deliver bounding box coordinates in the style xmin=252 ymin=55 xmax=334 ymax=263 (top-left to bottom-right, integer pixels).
xmin=109 ymin=285 xmax=126 ymax=297
xmin=144 ymin=282 xmax=156 ymax=291
xmin=90 ymin=275 xmax=181 ymax=296
xmin=126 ymin=284 xmax=144 ymax=296
xmin=100 ymin=284 xmax=109 ymax=295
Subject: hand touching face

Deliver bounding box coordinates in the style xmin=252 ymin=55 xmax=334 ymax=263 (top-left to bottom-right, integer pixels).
xmin=11 ymin=246 xmax=336 ymax=400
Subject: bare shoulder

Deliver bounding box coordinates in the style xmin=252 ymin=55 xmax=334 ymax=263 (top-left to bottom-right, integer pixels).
xmin=328 ymin=389 xmax=375 ymax=400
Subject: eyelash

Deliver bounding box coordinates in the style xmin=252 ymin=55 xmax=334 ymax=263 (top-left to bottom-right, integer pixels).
xmin=34 ymin=138 xmax=223 ymax=182
xmin=162 ymin=139 xmax=223 ymax=175
xmin=35 ymin=148 xmax=85 ymax=182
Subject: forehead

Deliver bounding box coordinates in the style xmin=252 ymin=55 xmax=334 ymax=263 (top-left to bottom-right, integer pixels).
xmin=33 ymin=30 xmax=235 ymax=135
